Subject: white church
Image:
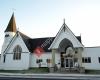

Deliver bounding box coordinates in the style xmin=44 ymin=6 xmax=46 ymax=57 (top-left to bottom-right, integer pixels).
xmin=0 ymin=13 xmax=100 ymax=73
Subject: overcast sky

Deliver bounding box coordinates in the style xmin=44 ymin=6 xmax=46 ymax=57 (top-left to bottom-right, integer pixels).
xmin=0 ymin=0 xmax=100 ymax=52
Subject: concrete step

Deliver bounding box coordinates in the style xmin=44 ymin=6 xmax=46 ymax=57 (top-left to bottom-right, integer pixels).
xmin=56 ymin=68 xmax=79 ymax=73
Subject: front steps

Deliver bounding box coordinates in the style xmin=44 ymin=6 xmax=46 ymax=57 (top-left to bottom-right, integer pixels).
xmin=56 ymin=68 xmax=79 ymax=73
xmin=49 ymin=67 xmax=85 ymax=73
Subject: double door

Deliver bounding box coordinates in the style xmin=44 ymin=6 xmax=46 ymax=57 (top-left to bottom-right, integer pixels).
xmin=65 ymin=58 xmax=74 ymax=68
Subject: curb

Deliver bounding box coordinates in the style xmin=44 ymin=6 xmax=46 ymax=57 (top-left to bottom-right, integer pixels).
xmin=0 ymin=73 xmax=100 ymax=77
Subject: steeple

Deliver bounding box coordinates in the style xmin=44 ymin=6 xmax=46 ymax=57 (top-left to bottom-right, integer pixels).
xmin=5 ymin=13 xmax=17 ymax=32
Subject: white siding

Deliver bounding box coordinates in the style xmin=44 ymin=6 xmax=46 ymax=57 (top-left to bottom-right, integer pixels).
xmin=2 ymin=32 xmax=16 ymax=53
xmin=1 ymin=34 xmax=30 ymax=70
xmin=82 ymin=47 xmax=100 ymax=70
xmin=3 ymin=53 xmax=30 ymax=70
xmin=30 ymin=52 xmax=52 ymax=67
xmin=30 ymin=52 xmax=60 ymax=68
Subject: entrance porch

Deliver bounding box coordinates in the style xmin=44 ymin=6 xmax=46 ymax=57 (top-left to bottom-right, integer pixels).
xmin=50 ymin=38 xmax=85 ymax=73
xmin=59 ymin=51 xmax=84 ymax=73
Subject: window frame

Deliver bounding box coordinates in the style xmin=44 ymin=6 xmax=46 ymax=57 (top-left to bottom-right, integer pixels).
xmin=13 ymin=45 xmax=22 ymax=60
xmin=36 ymin=59 xmax=43 ymax=63
xmin=98 ymin=57 xmax=100 ymax=63
xmin=82 ymin=57 xmax=91 ymax=63
xmin=3 ymin=55 xmax=6 ymax=63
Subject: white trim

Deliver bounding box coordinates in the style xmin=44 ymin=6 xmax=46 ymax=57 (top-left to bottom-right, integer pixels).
xmin=49 ymin=23 xmax=84 ymax=49
xmin=3 ymin=32 xmax=18 ymax=54
xmin=3 ymin=31 xmax=30 ymax=54
xmin=65 ymin=58 xmax=74 ymax=68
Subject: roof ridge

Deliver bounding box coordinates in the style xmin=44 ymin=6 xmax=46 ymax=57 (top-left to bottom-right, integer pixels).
xmin=18 ymin=31 xmax=31 ymax=39
xmin=31 ymin=37 xmax=55 ymax=39
xmin=32 ymin=37 xmax=55 ymax=39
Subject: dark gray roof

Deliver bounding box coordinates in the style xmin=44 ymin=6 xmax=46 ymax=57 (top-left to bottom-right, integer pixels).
xmin=28 ymin=37 xmax=55 ymax=53
xmin=19 ymin=32 xmax=32 ymax=52
xmin=19 ymin=32 xmax=82 ymax=53
xmin=76 ymin=36 xmax=81 ymax=43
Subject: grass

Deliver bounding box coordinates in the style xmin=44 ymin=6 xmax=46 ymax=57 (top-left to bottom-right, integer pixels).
xmin=0 ymin=67 xmax=49 ymax=73
xmin=1 ymin=68 xmax=100 ymax=74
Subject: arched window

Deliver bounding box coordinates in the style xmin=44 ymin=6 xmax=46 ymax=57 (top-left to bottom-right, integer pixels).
xmin=13 ymin=45 xmax=22 ymax=60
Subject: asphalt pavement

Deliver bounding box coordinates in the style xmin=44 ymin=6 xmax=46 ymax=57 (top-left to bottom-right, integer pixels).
xmin=0 ymin=73 xmax=100 ymax=80
xmin=0 ymin=77 xmax=87 ymax=80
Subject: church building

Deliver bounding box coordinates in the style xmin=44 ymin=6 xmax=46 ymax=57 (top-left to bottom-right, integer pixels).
xmin=0 ymin=13 xmax=100 ymax=73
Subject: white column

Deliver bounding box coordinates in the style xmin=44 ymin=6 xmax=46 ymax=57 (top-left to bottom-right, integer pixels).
xmin=52 ymin=49 xmax=56 ymax=67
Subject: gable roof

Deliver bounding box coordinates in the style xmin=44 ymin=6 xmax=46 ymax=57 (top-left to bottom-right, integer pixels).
xmin=28 ymin=37 xmax=55 ymax=53
xmin=19 ymin=32 xmax=32 ymax=52
xmin=49 ymin=22 xmax=84 ymax=49
xmin=3 ymin=30 xmax=82 ymax=54
xmin=19 ymin=32 xmax=82 ymax=52
xmin=3 ymin=14 xmax=83 ymax=53
xmin=5 ymin=13 xmax=17 ymax=32
xmin=19 ymin=32 xmax=55 ymax=52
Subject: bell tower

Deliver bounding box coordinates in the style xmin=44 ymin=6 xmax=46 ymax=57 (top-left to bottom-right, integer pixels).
xmin=2 ymin=13 xmax=17 ymax=53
